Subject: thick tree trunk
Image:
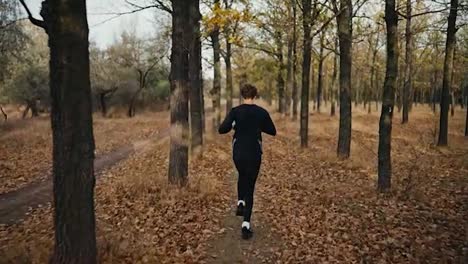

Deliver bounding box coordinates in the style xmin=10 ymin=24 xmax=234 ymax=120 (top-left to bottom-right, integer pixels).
xmin=378 ymin=0 xmax=398 ymax=192
xmin=336 ymin=0 xmax=352 ymax=158
xmin=292 ymin=0 xmax=298 ymax=120
xmin=210 ymin=21 xmax=222 ymax=131
xmin=300 ymin=0 xmax=312 ymax=147
xmin=169 ymin=0 xmax=189 ymax=185
xmin=26 ymin=0 xmax=98 ymax=262
xmin=402 ymin=0 xmax=412 ymax=124
xmin=225 ymin=39 xmax=233 ymax=113
xmin=189 ymin=0 xmax=203 ymax=154
xmin=438 ymin=0 xmax=458 ymax=146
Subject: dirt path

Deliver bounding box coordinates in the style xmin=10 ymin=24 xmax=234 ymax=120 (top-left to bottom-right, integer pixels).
xmin=0 ymin=129 xmax=169 ymax=225
xmin=206 ymin=169 xmax=283 ymax=263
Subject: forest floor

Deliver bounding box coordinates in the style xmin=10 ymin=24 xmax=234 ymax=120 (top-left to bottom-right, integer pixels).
xmin=0 ymin=104 xmax=467 ymax=263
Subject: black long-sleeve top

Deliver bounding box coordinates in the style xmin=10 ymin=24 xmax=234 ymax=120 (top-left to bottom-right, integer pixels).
xmin=218 ymin=104 xmax=276 ymax=158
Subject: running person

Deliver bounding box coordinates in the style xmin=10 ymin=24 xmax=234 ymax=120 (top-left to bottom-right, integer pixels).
xmin=218 ymin=84 xmax=276 ymax=239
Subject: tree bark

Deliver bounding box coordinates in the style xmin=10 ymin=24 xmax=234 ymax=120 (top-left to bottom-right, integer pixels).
xmin=23 ymin=0 xmax=98 ymax=261
xmin=336 ymin=0 xmax=352 ymax=158
xmin=465 ymin=102 xmax=468 ymax=136
xmin=276 ymin=30 xmax=285 ymax=113
xmin=225 ymin=38 xmax=233 ymax=113
xmin=378 ymin=0 xmax=398 ymax=192
xmin=331 ymin=38 xmax=338 ymax=116
xmin=286 ymin=8 xmax=294 ymax=116
xmin=210 ymin=17 xmax=222 ymax=131
xmin=22 ymin=104 xmax=30 ymax=119
xmin=402 ymin=0 xmax=412 ymax=124
xmin=0 ymin=105 xmax=7 ymax=121
xmin=169 ymin=0 xmax=189 ymax=186
xmin=99 ymin=87 xmax=117 ymax=117
xmin=189 ymin=0 xmax=203 ymax=154
xmin=300 ymin=0 xmax=312 ymax=148
xmin=317 ymin=32 xmax=325 ymax=113
xmin=438 ymin=0 xmax=458 ymax=146
xmin=292 ymin=0 xmax=298 ymax=120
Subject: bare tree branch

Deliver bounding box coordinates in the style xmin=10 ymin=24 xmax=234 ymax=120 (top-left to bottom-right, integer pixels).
xmin=18 ymin=0 xmax=46 ymax=29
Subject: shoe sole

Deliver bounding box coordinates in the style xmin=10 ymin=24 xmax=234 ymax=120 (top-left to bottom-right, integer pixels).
xmin=242 ymin=227 xmax=253 ymax=240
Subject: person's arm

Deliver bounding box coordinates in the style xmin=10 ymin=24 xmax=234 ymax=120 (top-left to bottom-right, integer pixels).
xmin=262 ymin=111 xmax=276 ymax=136
xmin=218 ymin=109 xmax=235 ymax=134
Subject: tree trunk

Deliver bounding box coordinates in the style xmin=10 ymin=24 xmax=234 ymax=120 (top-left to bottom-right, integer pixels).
xmin=286 ymin=8 xmax=294 ymax=116
xmin=331 ymin=38 xmax=338 ymax=116
xmin=276 ymin=30 xmax=285 ymax=113
xmin=22 ymin=104 xmax=30 ymax=119
xmin=0 ymin=105 xmax=7 ymax=121
xmin=25 ymin=0 xmax=98 ymax=261
xmin=168 ymin=0 xmax=189 ymax=186
xmin=465 ymin=103 xmax=468 ymax=136
xmin=402 ymin=0 xmax=412 ymax=124
xmin=336 ymin=0 xmax=352 ymax=158
xmin=128 ymin=86 xmax=143 ymax=117
xmin=438 ymin=0 xmax=458 ymax=146
xmin=378 ymin=0 xmax=398 ymax=192
xmin=369 ymin=32 xmax=379 ymax=115
xmin=189 ymin=0 xmax=203 ymax=154
xmin=210 ymin=19 xmax=222 ymax=131
xmin=100 ymin=93 xmax=107 ymax=117
xmin=317 ymin=32 xmax=325 ymax=113
xmin=30 ymin=100 xmax=39 ymax=117
xmin=300 ymin=0 xmax=312 ymax=148
xmin=292 ymin=0 xmax=298 ymax=120
xmin=225 ymin=38 xmax=233 ymax=113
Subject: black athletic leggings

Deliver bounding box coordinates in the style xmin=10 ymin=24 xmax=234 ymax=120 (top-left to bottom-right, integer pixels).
xmin=234 ymin=156 xmax=261 ymax=222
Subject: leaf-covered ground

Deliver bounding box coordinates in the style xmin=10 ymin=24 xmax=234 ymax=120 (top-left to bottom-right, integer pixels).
xmin=1 ymin=106 xmax=467 ymax=263
xmin=0 ymin=112 xmax=168 ymax=194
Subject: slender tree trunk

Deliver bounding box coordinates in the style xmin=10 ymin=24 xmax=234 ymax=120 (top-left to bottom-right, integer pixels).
xmin=402 ymin=0 xmax=412 ymax=124
xmin=465 ymin=103 xmax=468 ymax=136
xmin=210 ymin=3 xmax=222 ymax=131
xmin=378 ymin=0 xmax=398 ymax=192
xmin=30 ymin=100 xmax=39 ymax=117
xmin=317 ymin=32 xmax=325 ymax=113
xmin=276 ymin=30 xmax=285 ymax=113
xmin=286 ymin=9 xmax=294 ymax=116
xmin=331 ymin=39 xmax=338 ymax=116
xmin=370 ymin=31 xmax=379 ymax=114
xmin=189 ymin=0 xmax=203 ymax=154
xmin=225 ymin=39 xmax=233 ymax=113
xmin=0 ymin=105 xmax=7 ymax=121
xmin=292 ymin=0 xmax=298 ymax=120
xmin=336 ymin=0 xmax=352 ymax=158
xmin=438 ymin=0 xmax=458 ymax=146
xmin=168 ymin=0 xmax=189 ymax=185
xmin=300 ymin=0 xmax=312 ymax=147
xmin=22 ymin=104 xmax=30 ymax=119
xmin=127 ymin=88 xmax=142 ymax=117
xmin=100 ymin=93 xmax=107 ymax=117
xmin=25 ymin=0 xmax=98 ymax=261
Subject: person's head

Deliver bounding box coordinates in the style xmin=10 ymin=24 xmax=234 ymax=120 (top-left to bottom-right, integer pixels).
xmin=240 ymin=84 xmax=258 ymax=100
